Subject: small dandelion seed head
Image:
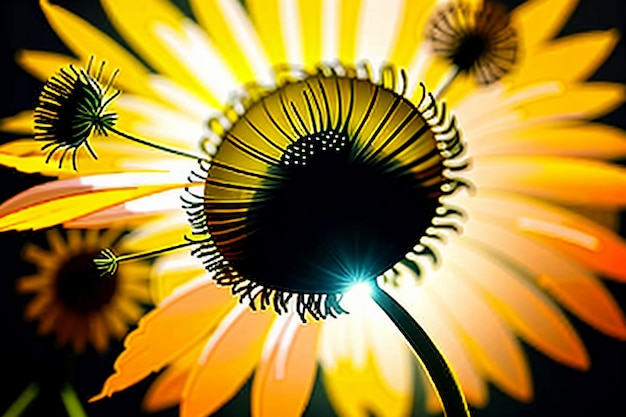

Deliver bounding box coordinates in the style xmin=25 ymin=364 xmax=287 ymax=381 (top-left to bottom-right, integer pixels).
xmin=34 ymin=57 xmax=121 ymax=170
xmin=425 ymin=1 xmax=518 ymax=85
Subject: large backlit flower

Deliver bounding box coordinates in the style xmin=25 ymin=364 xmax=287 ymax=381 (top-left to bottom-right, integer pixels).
xmin=0 ymin=0 xmax=624 ymax=416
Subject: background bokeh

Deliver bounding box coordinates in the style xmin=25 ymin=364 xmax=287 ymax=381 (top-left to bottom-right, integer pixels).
xmin=0 ymin=1 xmax=624 ymax=416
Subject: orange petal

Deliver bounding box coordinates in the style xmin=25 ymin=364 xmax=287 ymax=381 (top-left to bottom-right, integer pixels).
xmin=465 ymin=216 xmax=626 ymax=346
xmin=252 ymin=316 xmax=319 ymax=417
xmin=447 ymin=239 xmax=588 ymax=369
xmin=427 ymin=268 xmax=532 ymax=401
xmin=90 ymin=279 xmax=235 ymax=401
xmin=458 ymin=190 xmax=626 ymax=282
xmin=390 ymin=279 xmax=489 ymax=408
xmin=469 ymin=122 xmax=626 ymax=160
xmin=143 ymin=366 xmax=190 ymax=412
xmin=143 ymin=340 xmax=207 ymax=412
xmin=467 ymin=156 xmax=626 ymax=207
xmin=180 ymin=305 xmax=275 ymax=417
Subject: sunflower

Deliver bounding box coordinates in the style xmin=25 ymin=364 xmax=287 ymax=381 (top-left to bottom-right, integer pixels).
xmin=0 ymin=0 xmax=624 ymax=417
xmin=3 ymin=227 xmax=151 ymax=417
xmin=17 ymin=227 xmax=151 ymax=353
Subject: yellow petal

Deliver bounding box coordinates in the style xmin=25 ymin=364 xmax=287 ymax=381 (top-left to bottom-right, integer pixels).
xmin=252 ymin=316 xmax=319 ymax=417
xmin=511 ymin=0 xmax=578 ymax=49
xmin=0 ymin=137 xmax=172 ymax=178
xmin=0 ymin=173 xmax=190 ymax=231
xmin=40 ymin=0 xmax=158 ymax=100
xmin=388 ymin=0 xmax=437 ymax=69
xmin=247 ymin=0 xmax=301 ymax=65
xmin=90 ymin=279 xmax=235 ymax=401
xmin=469 ymin=122 xmax=626 ymax=160
xmin=180 ymin=305 xmax=274 ymax=417
xmin=101 ymin=0 xmax=235 ymax=106
xmin=322 ymin=354 xmax=413 ymax=417
xmin=15 ymin=50 xmax=80 ymax=82
xmin=520 ymin=82 xmax=625 ymax=121
xmin=447 ymin=239 xmax=589 ymax=369
xmin=467 ymin=156 xmax=626 ymax=207
xmin=0 ymin=110 xmax=34 ymax=135
xmin=509 ymin=30 xmax=619 ymax=88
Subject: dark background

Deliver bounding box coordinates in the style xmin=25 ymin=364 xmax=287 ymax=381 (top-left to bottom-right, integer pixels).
xmin=0 ymin=0 xmax=624 ymax=416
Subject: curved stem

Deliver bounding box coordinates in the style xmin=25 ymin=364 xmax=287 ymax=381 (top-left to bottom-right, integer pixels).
xmin=370 ymin=283 xmax=470 ymax=417
xmin=106 ymin=126 xmax=208 ymax=162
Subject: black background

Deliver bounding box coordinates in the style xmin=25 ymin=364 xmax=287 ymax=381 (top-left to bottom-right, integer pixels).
xmin=0 ymin=1 xmax=624 ymax=416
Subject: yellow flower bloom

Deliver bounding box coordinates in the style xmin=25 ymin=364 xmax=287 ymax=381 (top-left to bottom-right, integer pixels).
xmin=17 ymin=227 xmax=152 ymax=354
xmin=0 ymin=0 xmax=624 ymax=417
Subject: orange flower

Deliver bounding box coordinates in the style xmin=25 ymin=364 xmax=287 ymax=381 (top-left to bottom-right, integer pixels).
xmin=17 ymin=228 xmax=151 ymax=353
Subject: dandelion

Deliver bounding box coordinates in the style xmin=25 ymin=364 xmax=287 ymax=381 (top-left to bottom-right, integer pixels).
xmin=0 ymin=0 xmax=624 ymax=416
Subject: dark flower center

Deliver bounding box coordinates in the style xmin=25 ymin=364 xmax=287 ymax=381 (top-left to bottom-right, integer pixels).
xmin=450 ymin=33 xmax=489 ymax=72
xmin=55 ymin=252 xmax=118 ymax=313
xmin=200 ymin=72 xmax=452 ymax=300
xmin=223 ymin=128 xmax=442 ymax=293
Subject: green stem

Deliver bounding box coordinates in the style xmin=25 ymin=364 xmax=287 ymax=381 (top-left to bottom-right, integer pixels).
xmin=116 ymin=239 xmax=208 ymax=263
xmin=106 ymin=125 xmax=208 ymax=162
xmin=59 ymin=383 xmax=87 ymax=417
xmin=370 ymin=283 xmax=470 ymax=417
xmin=2 ymin=382 xmax=39 ymax=417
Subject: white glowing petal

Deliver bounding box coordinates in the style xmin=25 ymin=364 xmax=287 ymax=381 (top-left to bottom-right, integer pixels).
xmin=280 ymin=0 xmax=304 ymax=65
xmin=153 ymin=250 xmax=204 ymax=276
xmin=321 ymin=0 xmax=340 ymax=62
xmin=120 ymin=158 xmax=194 ymax=176
xmin=215 ymin=0 xmax=273 ymax=85
xmin=355 ymin=0 xmax=405 ymax=74
xmin=121 ymin=212 xmax=189 ymax=245
xmin=148 ymin=75 xmax=217 ymax=121
xmin=115 ymin=95 xmax=205 ymax=151
xmin=405 ymin=44 xmax=432 ymax=97
xmin=78 ymin=172 xmax=187 ymax=188
xmin=124 ymin=189 xmax=185 ymax=213
xmin=154 ymin=19 xmax=239 ymax=104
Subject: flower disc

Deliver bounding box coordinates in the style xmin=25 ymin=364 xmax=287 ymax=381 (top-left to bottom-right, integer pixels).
xmin=201 ymin=70 xmax=454 ymax=297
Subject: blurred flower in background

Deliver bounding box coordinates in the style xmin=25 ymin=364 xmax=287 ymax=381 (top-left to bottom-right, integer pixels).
xmin=2 ymin=227 xmax=151 ymax=417
xmin=0 ymin=0 xmax=624 ymax=417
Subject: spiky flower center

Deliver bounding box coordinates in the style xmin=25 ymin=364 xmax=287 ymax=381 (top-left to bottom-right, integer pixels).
xmin=186 ymin=65 xmax=466 ymax=320
xmin=426 ymin=1 xmax=518 ymax=85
